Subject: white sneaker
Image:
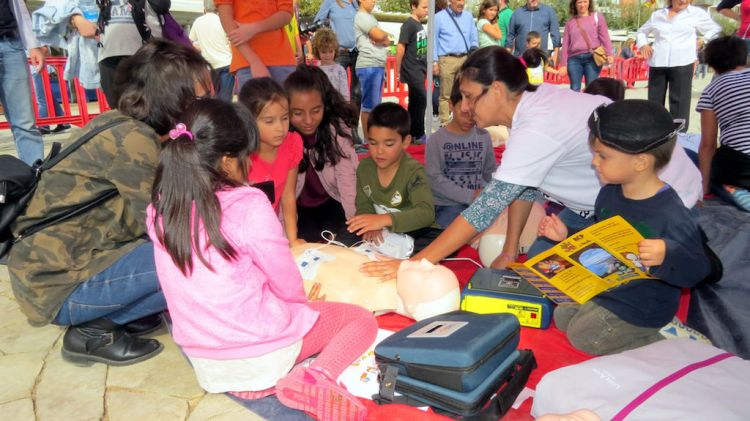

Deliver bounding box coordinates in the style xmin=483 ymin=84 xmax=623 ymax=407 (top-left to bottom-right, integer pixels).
xmin=659 ymin=317 xmax=712 ymax=345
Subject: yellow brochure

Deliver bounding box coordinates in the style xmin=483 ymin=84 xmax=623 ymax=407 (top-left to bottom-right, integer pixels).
xmin=509 ymin=215 xmax=655 ymax=305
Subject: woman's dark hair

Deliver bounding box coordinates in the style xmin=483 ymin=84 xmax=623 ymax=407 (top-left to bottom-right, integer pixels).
xmin=151 ymin=99 xmax=258 ymax=275
xmin=569 ymin=0 xmax=595 ymax=16
xmin=238 ymin=77 xmax=288 ymax=118
xmin=479 ymin=0 xmax=500 ymax=24
xmin=114 ymin=39 xmax=212 ymax=136
xmin=705 ymin=36 xmax=748 ymax=74
xmin=284 ymin=65 xmax=358 ymax=173
xmin=459 ymin=46 xmax=538 ymax=94
xmin=584 ymin=77 xmax=625 ymax=101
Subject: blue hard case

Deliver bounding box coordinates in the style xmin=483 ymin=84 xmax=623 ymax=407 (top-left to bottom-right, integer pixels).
xmin=374 ymin=310 xmax=520 ymax=392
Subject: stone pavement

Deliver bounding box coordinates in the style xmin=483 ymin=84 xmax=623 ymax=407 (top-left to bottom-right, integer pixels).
xmin=0 ymin=75 xmax=713 ymax=420
xmin=0 ymin=266 xmax=264 ymax=420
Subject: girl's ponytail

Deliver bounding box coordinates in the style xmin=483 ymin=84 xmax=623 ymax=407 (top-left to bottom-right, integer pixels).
xmin=151 ymin=100 xmax=258 ymax=275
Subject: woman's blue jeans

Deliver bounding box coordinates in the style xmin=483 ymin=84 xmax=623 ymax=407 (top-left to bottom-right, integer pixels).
xmin=54 ymin=242 xmax=166 ymax=326
xmin=567 ymin=52 xmax=602 ymax=92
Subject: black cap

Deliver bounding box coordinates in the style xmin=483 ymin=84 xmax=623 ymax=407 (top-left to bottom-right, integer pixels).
xmin=587 ymin=99 xmax=683 ymax=153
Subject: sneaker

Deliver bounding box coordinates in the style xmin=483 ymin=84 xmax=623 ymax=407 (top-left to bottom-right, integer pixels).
xmin=38 ymin=126 xmax=53 ymax=135
xmin=53 ymin=124 xmax=71 ymax=133
xmin=276 ymin=366 xmax=366 ymax=421
xmin=659 ymin=317 xmax=712 ymax=345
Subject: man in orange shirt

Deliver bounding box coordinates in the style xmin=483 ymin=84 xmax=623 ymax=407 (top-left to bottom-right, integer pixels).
xmin=215 ymin=0 xmax=297 ymax=86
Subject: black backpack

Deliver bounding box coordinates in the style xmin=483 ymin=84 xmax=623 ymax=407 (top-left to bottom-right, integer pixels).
xmin=0 ymin=118 xmax=127 ymax=259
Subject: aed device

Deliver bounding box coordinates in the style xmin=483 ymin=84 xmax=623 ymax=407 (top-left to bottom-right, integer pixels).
xmin=461 ymin=268 xmax=553 ymax=329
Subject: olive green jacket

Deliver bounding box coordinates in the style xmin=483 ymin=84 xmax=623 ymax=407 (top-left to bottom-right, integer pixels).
xmin=8 ymin=111 xmax=161 ymax=326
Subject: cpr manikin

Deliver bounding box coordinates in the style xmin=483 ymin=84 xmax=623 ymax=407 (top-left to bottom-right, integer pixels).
xmin=292 ymin=244 xmax=460 ymax=321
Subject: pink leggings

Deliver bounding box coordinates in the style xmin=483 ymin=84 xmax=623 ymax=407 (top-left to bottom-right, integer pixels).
xmin=231 ymin=301 xmax=377 ymax=398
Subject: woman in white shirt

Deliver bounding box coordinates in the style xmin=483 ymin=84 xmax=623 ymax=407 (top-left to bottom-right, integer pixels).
xmin=636 ymin=0 xmax=720 ymax=130
xmin=359 ymin=46 xmax=703 ymax=279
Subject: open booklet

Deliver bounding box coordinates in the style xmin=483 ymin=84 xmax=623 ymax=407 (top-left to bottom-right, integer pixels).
xmin=507 ymin=215 xmax=655 ymax=305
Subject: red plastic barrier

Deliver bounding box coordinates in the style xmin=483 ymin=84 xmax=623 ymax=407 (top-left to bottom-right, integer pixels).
xmin=543 ymin=57 xmax=649 ymax=88
xmin=0 ymin=57 xmax=110 ymax=131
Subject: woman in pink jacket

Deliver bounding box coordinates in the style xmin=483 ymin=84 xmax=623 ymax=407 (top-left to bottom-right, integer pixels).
xmin=559 ymin=0 xmax=613 ymax=91
xmin=286 ymin=65 xmax=360 ymax=244
xmin=147 ymin=99 xmax=375 ymax=421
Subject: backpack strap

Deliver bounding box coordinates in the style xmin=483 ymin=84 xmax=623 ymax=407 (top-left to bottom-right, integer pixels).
xmin=41 ymin=117 xmax=130 ymax=171
xmin=12 ymin=117 xmax=130 ymax=243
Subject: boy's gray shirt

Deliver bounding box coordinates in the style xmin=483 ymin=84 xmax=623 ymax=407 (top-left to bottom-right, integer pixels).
xmin=425 ymin=126 xmax=497 ymax=206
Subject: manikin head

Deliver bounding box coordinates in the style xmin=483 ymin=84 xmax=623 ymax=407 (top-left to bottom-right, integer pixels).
xmin=397 ymin=259 xmax=461 ymax=321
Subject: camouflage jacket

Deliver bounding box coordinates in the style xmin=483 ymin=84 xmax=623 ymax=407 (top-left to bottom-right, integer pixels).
xmin=8 ymin=111 xmax=161 ymax=326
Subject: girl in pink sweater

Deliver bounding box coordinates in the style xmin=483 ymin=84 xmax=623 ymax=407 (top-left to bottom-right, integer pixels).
xmin=147 ymin=99 xmax=376 ymax=421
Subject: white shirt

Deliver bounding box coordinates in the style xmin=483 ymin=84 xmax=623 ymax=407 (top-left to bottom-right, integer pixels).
xmin=495 ymin=84 xmax=702 ymax=212
xmin=636 ymin=6 xmax=721 ymax=68
xmin=496 ymin=84 xmax=610 ymax=213
xmin=188 ymin=13 xmax=232 ymax=70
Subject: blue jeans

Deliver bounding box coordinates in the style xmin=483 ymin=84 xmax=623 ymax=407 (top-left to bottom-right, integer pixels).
xmin=527 ymin=207 xmax=595 ymax=258
xmin=54 ymin=242 xmax=167 ymax=326
xmin=213 ymin=65 xmax=235 ymax=102
xmin=0 ymin=37 xmax=44 ymax=164
xmin=32 ymin=72 xmax=64 ymax=125
xmin=435 ymin=204 xmax=468 ymax=229
xmin=355 ymin=67 xmax=384 ymax=112
xmin=567 ymin=52 xmax=602 ymax=92
xmin=236 ymin=65 xmax=296 ymax=89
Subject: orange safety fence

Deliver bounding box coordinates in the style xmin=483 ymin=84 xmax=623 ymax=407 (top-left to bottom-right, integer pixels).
xmin=0 ymin=57 xmax=111 ymax=131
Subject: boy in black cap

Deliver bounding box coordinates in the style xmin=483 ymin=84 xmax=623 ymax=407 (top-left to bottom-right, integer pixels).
xmin=538 ymin=99 xmax=712 ymax=356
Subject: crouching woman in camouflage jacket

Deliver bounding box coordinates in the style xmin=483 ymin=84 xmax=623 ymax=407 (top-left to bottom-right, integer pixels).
xmin=7 ymin=40 xmax=213 ymax=366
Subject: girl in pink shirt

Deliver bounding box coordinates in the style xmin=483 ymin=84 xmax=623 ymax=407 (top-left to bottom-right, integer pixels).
xmin=147 ymin=99 xmax=375 ymax=421
xmin=239 ymin=77 xmax=305 ymax=246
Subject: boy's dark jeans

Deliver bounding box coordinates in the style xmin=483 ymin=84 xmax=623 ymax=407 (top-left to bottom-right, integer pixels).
xmin=407 ymin=80 xmax=426 ymax=139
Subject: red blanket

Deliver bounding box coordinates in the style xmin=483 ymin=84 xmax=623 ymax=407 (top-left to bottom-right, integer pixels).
xmin=357 ymin=143 xmax=689 ymax=420
xmin=361 ymin=245 xmax=593 ymax=421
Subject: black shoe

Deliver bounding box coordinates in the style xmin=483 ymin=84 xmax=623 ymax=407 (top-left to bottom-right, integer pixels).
xmin=124 ymin=313 xmax=164 ymax=336
xmin=53 ymin=124 xmax=71 ymax=133
xmin=38 ymin=126 xmax=52 ymax=135
xmin=61 ymin=318 xmax=163 ymax=366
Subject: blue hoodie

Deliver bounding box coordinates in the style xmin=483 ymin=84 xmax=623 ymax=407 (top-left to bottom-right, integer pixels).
xmin=506 ymin=3 xmax=561 ymax=56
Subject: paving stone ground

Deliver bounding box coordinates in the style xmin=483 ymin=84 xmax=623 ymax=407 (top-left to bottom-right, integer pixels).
xmin=0 ymin=77 xmax=712 ymax=420
xmin=0 ymin=264 xmax=264 ymax=420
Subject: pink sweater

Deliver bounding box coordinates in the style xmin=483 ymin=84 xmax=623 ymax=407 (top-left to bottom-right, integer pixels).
xmin=561 ymin=13 xmax=613 ymax=66
xmin=146 ymin=187 xmax=319 ymax=359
